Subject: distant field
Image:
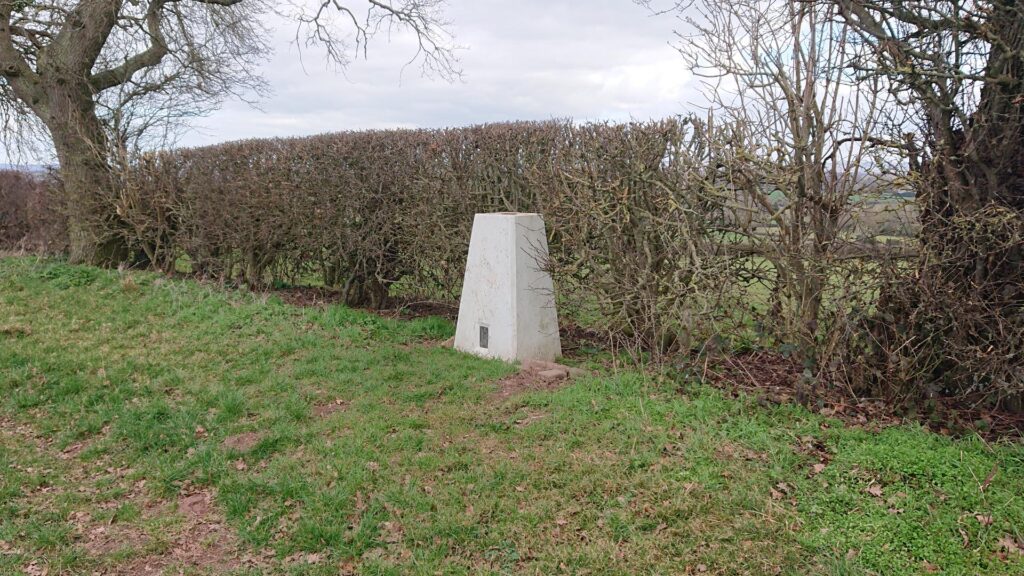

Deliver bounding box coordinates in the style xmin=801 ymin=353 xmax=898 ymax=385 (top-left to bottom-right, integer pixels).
xmin=1 ymin=257 xmax=1022 ymax=575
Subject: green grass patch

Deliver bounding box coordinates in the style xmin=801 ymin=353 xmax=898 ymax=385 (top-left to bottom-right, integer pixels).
xmin=0 ymin=256 xmax=1021 ymax=575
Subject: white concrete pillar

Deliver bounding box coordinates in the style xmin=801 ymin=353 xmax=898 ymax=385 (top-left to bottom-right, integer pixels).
xmin=454 ymin=213 xmax=562 ymax=362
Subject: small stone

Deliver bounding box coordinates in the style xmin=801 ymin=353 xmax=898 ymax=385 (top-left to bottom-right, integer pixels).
xmin=538 ymin=369 xmax=568 ymax=382
xmin=522 ymin=359 xmax=588 ymax=379
xmin=564 ymin=366 xmax=589 ymax=378
xmin=521 ymin=359 xmax=558 ymax=372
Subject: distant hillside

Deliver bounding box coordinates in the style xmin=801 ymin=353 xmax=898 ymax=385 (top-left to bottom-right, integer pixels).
xmin=0 ymin=164 xmax=49 ymax=174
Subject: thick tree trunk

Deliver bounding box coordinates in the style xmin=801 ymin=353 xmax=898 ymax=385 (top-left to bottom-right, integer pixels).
xmin=891 ymin=4 xmax=1024 ymax=406
xmin=43 ymin=82 xmax=129 ymax=266
xmin=920 ymin=6 xmax=1024 ymax=307
xmin=848 ymin=1 xmax=1024 ymax=409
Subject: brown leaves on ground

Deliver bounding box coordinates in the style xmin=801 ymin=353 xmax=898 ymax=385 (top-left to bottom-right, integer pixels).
xmin=701 ymin=350 xmax=1024 ymax=440
xmin=313 ymin=398 xmax=349 ymax=418
xmin=285 ymin=551 xmax=327 ymax=565
xmin=795 ymin=435 xmax=833 ymax=479
xmin=5 ymin=414 xmax=252 ymax=576
xmin=998 ymin=535 xmax=1024 ymax=556
xmin=74 ymin=487 xmax=245 ymax=575
xmin=70 ymin=485 xmax=248 ymax=575
xmin=75 ymin=508 xmax=151 ymax=557
xmin=714 ymin=440 xmax=768 ymax=464
xmin=380 ymin=521 xmax=404 ymax=544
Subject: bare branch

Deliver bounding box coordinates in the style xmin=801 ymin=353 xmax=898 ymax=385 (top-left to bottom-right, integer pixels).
xmin=292 ymin=0 xmax=461 ymax=80
xmin=90 ymin=1 xmax=170 ymax=92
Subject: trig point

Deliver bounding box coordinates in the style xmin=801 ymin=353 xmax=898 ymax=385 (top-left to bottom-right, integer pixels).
xmin=454 ymin=213 xmax=562 ymax=362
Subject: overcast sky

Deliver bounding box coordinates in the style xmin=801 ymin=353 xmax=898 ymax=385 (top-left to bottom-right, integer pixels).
xmin=4 ymin=0 xmax=704 ymax=163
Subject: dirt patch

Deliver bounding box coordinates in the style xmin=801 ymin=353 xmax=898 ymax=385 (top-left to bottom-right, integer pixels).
xmin=178 ymin=491 xmax=213 ymax=517
xmin=222 ymin=432 xmax=261 ymax=452
xmin=493 ymin=359 xmax=589 ymax=400
xmin=79 ymin=518 xmax=152 ymax=557
xmin=58 ymin=441 xmax=88 ymax=460
xmin=164 ymin=489 xmax=242 ymax=573
xmin=0 ymin=324 xmax=31 ymax=337
xmin=0 ymin=415 xmax=50 ymax=452
xmin=715 ymin=440 xmax=769 ymax=464
xmin=95 ymin=489 xmax=244 ymax=576
xmin=2 ymin=419 xmax=246 ymax=575
xmin=313 ymin=399 xmax=349 ymax=418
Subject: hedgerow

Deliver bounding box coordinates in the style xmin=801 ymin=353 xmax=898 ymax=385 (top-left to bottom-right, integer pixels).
xmin=9 ymin=118 xmax=1019 ymax=408
xmin=116 ymin=118 xmax=746 ymax=354
xmin=0 ymin=169 xmax=66 ymax=253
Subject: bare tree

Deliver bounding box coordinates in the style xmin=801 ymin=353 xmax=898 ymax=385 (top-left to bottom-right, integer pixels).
xmin=0 ymin=0 xmax=458 ymax=265
xmin=647 ymin=0 xmax=901 ymax=367
xmin=835 ymin=0 xmax=1024 ymax=403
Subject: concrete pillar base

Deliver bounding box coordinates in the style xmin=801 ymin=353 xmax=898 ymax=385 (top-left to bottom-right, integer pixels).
xmin=454 ymin=213 xmax=562 ymax=363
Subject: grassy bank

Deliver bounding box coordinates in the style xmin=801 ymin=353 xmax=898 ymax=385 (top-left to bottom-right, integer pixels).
xmin=1 ymin=257 xmax=1022 ymax=575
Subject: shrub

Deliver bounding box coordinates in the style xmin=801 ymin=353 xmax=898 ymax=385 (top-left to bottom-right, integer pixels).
xmin=0 ymin=169 xmax=66 ymax=253
xmin=117 ymin=119 xmax=745 ymax=353
xmin=39 ymin=117 xmax=1019 ymax=407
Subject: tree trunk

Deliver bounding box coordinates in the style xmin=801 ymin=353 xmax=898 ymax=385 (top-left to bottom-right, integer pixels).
xmin=920 ymin=5 xmax=1024 ymax=311
xmin=878 ymin=3 xmax=1024 ymax=405
xmin=43 ymin=81 xmax=129 ymax=266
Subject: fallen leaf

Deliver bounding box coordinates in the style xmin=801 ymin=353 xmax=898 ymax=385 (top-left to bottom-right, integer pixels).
xmin=975 ymin=514 xmax=993 ymax=526
xmin=866 ymin=484 xmax=883 ymax=498
xmin=810 ymin=463 xmax=827 ymax=476
xmin=234 ymin=459 xmax=247 ymax=471
xmin=24 ymin=561 xmax=48 ymax=576
xmin=998 ymin=535 xmax=1024 ymax=555
xmin=980 ymin=463 xmax=998 ymax=492
xmin=381 ymin=521 xmax=403 ymax=544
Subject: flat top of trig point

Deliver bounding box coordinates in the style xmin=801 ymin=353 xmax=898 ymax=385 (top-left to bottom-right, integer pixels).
xmin=479 ymin=212 xmax=540 ymax=217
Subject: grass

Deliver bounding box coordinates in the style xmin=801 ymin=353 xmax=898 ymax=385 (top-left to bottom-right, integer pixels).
xmin=1 ymin=256 xmax=1022 ymax=575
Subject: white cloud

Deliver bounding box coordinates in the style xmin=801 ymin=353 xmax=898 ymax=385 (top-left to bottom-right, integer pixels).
xmin=3 ymin=0 xmax=702 ymax=162
xmin=180 ymin=0 xmax=700 ymax=145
